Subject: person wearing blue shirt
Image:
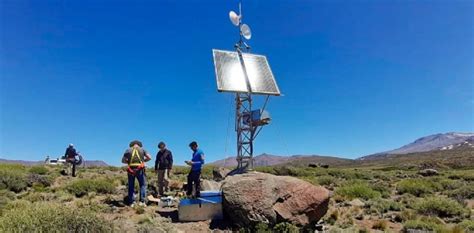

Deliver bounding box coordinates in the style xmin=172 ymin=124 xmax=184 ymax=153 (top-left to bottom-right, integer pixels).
xmin=185 ymin=141 xmax=204 ymax=198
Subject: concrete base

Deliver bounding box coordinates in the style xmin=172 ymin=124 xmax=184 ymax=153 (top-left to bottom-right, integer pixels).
xmin=178 ymin=191 xmax=223 ymax=222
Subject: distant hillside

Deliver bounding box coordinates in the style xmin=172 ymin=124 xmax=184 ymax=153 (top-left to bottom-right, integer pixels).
xmin=0 ymin=159 xmax=43 ymax=166
xmin=211 ymin=153 xmax=353 ymax=167
xmin=360 ymin=132 xmax=474 ymax=160
xmin=353 ymin=145 xmax=474 ymax=169
xmin=0 ymin=158 xmax=110 ymax=167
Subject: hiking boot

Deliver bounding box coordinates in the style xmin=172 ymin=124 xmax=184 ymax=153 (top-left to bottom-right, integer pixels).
xmin=138 ymin=202 xmax=147 ymax=207
xmin=130 ymin=202 xmax=136 ymax=208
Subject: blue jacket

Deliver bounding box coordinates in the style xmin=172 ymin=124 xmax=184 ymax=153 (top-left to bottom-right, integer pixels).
xmin=191 ymin=149 xmax=204 ymax=171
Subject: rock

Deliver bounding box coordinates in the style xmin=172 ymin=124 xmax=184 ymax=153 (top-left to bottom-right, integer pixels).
xmin=348 ymin=199 xmax=365 ymax=207
xmin=418 ymin=169 xmax=439 ymax=176
xmin=201 ymin=179 xmax=222 ymax=191
xmin=213 ymin=167 xmax=230 ymax=181
xmin=222 ymin=172 xmax=329 ymax=227
xmin=169 ymin=180 xmax=184 ymax=190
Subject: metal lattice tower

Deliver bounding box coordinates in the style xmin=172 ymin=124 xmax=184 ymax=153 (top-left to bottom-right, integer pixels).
xmin=212 ymin=0 xmax=280 ymax=172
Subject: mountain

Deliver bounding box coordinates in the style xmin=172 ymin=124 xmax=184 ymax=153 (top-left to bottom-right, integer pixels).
xmin=0 ymin=159 xmax=43 ymax=166
xmin=359 ymin=132 xmax=474 ymax=160
xmin=210 ymin=153 xmax=352 ymax=167
xmin=0 ymin=158 xmax=110 ymax=167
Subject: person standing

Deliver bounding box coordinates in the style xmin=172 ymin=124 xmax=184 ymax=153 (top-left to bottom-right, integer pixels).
xmin=185 ymin=141 xmax=205 ymax=198
xmin=122 ymin=140 xmax=151 ymax=207
xmin=64 ymin=144 xmax=78 ymax=177
xmin=154 ymin=141 xmax=173 ymax=197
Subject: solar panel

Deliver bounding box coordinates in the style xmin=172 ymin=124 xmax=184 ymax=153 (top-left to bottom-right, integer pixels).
xmin=213 ymin=49 xmax=280 ymax=96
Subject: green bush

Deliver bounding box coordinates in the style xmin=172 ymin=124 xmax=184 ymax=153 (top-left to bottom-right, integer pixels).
xmin=0 ymin=201 xmax=113 ymax=232
xmin=65 ymin=179 xmax=115 ymax=197
xmin=27 ymin=173 xmax=54 ymax=187
xmin=273 ymin=222 xmax=299 ymax=233
xmin=255 ymin=166 xmax=277 ymax=175
xmin=396 ymin=179 xmax=440 ymax=197
xmin=369 ymin=181 xmax=391 ymax=198
xmin=436 ymin=178 xmax=463 ymax=190
xmin=29 ymin=166 xmax=49 ymax=175
xmin=413 ymin=196 xmax=467 ymax=218
xmin=316 ymin=175 xmax=337 ymax=186
xmin=0 ymin=190 xmax=15 ymax=215
xmin=447 ymin=185 xmax=474 ymax=202
xmin=372 ymin=220 xmax=388 ymax=230
xmin=448 ymin=171 xmax=474 ymax=181
xmin=0 ymin=168 xmax=28 ymax=193
xmin=366 ymin=198 xmax=403 ymax=215
xmin=335 ymin=181 xmax=381 ymax=200
xmin=254 ymin=222 xmax=272 ymax=233
xmin=403 ymin=219 xmax=441 ymax=232
xmin=458 ymin=220 xmax=474 ymax=231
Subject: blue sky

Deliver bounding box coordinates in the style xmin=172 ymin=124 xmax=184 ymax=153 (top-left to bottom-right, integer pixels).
xmin=1 ymin=0 xmax=473 ymax=166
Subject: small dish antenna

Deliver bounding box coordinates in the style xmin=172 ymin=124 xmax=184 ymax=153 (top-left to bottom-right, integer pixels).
xmin=241 ymin=24 xmax=252 ymax=40
xmin=229 ymin=11 xmax=240 ymax=26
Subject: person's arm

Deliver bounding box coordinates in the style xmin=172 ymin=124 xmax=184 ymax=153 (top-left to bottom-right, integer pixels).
xmin=121 ymin=151 xmax=129 ymax=164
xmin=154 ymin=152 xmax=159 ymax=171
xmin=168 ymin=151 xmax=173 ymax=170
xmin=188 ymin=153 xmax=205 ymax=165
xmin=64 ymin=148 xmax=69 ymax=157
xmin=144 ymin=150 xmax=151 ymax=162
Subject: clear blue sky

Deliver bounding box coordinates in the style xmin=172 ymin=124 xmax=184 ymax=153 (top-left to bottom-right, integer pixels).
xmin=1 ymin=0 xmax=473 ymax=166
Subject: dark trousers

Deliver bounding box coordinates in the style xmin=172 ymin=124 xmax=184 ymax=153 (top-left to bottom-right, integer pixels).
xmin=127 ymin=169 xmax=146 ymax=204
xmin=186 ymin=170 xmax=201 ymax=197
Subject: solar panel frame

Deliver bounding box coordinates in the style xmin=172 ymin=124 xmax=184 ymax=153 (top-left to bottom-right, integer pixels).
xmin=213 ymin=49 xmax=281 ymax=96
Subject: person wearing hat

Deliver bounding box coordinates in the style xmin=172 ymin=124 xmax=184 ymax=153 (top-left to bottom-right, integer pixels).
xmin=154 ymin=141 xmax=173 ymax=197
xmin=122 ymin=140 xmax=151 ymax=207
xmin=185 ymin=141 xmax=205 ymax=198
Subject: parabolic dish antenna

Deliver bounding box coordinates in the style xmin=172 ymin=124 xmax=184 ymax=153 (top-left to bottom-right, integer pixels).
xmin=241 ymin=24 xmax=252 ymax=40
xmin=229 ymin=11 xmax=240 ymax=26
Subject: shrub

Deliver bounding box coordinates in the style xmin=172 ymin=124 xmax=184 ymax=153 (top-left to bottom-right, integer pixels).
xmin=396 ymin=179 xmax=440 ymax=197
xmin=0 ymin=169 xmax=28 ymax=193
xmin=65 ymin=179 xmax=115 ymax=197
xmin=335 ymin=181 xmax=381 ymax=200
xmin=0 ymin=190 xmax=15 ymax=215
xmin=436 ymin=178 xmax=463 ymax=190
xmin=458 ymin=220 xmax=474 ymax=231
xmin=369 ymin=181 xmax=391 ymax=198
xmin=255 ymin=166 xmax=277 ymax=175
xmin=366 ymin=198 xmax=403 ymax=215
xmin=447 ymin=185 xmax=474 ymax=202
xmin=372 ymin=220 xmax=388 ymax=230
xmin=403 ymin=219 xmax=441 ymax=232
xmin=27 ymin=173 xmax=54 ymax=187
xmin=448 ymin=171 xmax=474 ymax=181
xmin=254 ymin=223 xmax=271 ymax=233
xmin=316 ymin=175 xmax=337 ymax=186
xmin=0 ymin=201 xmax=113 ymax=232
xmin=29 ymin=166 xmax=49 ymax=175
xmin=325 ymin=209 xmax=339 ymax=225
xmin=413 ymin=196 xmax=467 ymax=218
xmin=273 ymin=222 xmax=299 ymax=233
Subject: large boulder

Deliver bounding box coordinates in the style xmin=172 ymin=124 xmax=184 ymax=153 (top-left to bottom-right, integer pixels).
xmin=213 ymin=167 xmax=231 ymax=181
xmin=221 ymin=172 xmax=329 ymax=227
xmin=418 ymin=168 xmax=439 ymax=176
xmin=201 ymin=179 xmax=222 ymax=191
